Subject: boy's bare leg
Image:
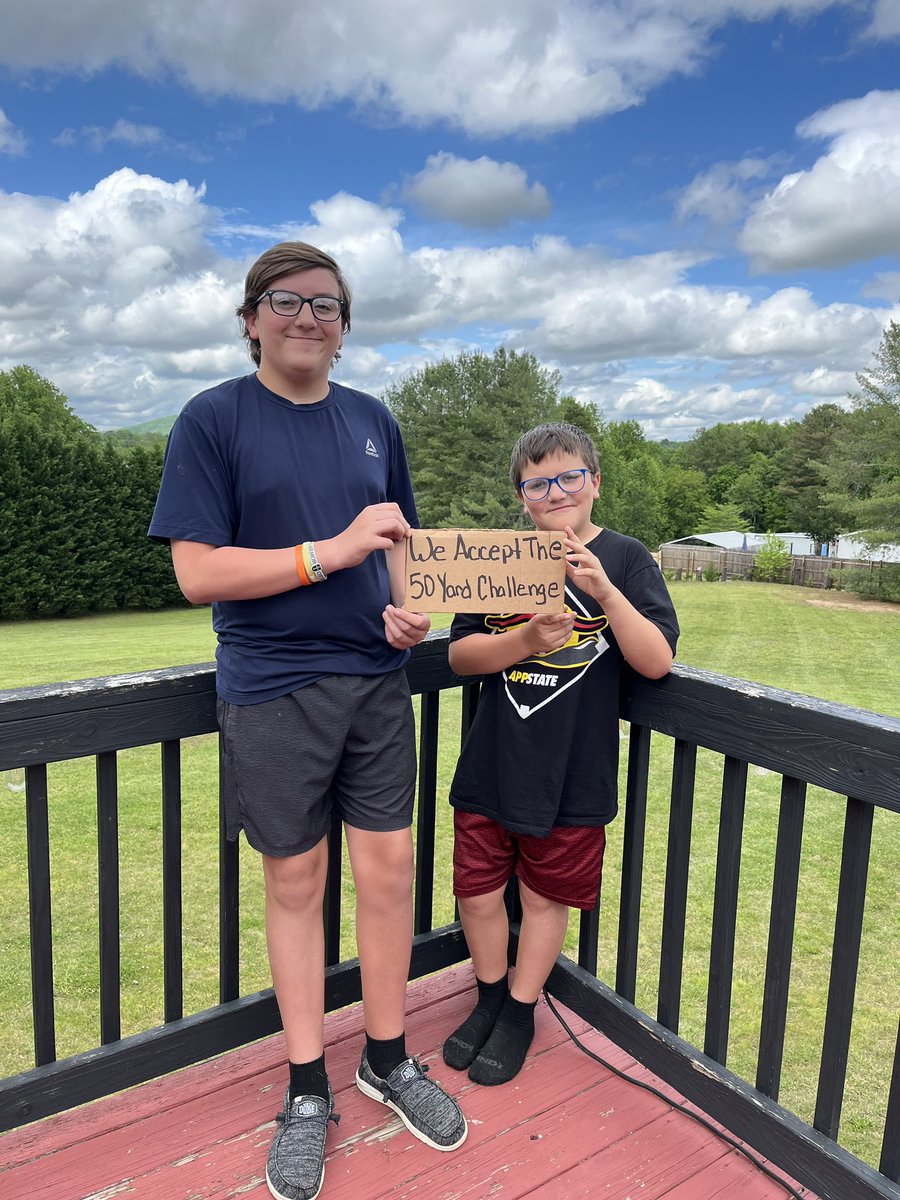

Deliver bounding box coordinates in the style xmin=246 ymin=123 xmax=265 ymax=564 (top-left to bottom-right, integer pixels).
xmin=265 ymin=825 xmax=466 ymax=1155
xmin=345 ymin=825 xmax=414 ymax=1040
xmin=509 ymin=879 xmax=569 ymax=1002
xmin=468 ymin=880 xmax=568 ymax=1085
xmin=349 ymin=824 xmax=467 ymax=1152
xmin=457 ymin=886 xmax=509 ymax=982
xmin=263 ymin=840 xmax=330 ymax=1064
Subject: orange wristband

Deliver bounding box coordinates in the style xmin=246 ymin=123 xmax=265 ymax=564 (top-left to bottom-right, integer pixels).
xmin=294 ymin=544 xmax=311 ymax=586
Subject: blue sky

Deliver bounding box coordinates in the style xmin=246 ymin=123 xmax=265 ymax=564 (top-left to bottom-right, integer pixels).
xmin=1 ymin=1 xmax=898 ymax=437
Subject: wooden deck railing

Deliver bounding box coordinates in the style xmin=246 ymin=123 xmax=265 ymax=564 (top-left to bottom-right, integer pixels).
xmin=0 ymin=630 xmax=898 ymax=1200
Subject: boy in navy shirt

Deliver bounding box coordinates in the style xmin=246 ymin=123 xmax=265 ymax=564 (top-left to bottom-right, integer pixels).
xmin=150 ymin=242 xmax=466 ymax=1200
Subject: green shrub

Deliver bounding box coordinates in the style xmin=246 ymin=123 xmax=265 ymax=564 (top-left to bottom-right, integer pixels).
xmin=701 ymin=561 xmax=720 ymax=583
xmin=750 ymin=532 xmax=792 ymax=583
xmin=838 ymin=563 xmax=900 ymax=603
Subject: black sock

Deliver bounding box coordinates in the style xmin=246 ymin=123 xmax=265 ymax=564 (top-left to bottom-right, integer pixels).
xmin=289 ymin=1053 xmax=329 ymax=1104
xmin=365 ymin=1032 xmax=407 ymax=1080
xmin=468 ymin=994 xmax=536 ymax=1086
xmin=443 ymin=974 xmax=509 ymax=1070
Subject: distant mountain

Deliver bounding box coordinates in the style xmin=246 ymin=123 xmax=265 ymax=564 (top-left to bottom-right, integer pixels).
xmin=102 ymin=414 xmax=176 ymax=447
xmin=117 ymin=415 xmax=177 ymax=435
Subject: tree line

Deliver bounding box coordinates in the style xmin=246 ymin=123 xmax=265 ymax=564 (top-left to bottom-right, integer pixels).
xmin=1 ymin=321 xmax=898 ymax=620
xmin=384 ymin=324 xmax=900 ymax=553
xmin=0 ymin=366 xmax=184 ymax=620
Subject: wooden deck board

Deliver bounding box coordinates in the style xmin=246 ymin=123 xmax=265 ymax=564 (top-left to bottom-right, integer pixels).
xmin=0 ymin=964 xmax=820 ymax=1200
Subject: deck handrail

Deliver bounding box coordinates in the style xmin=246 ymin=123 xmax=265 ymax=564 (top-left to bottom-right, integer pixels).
xmin=0 ymin=629 xmax=898 ymax=1200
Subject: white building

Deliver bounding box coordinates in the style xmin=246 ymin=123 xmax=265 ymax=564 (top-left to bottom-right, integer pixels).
xmin=833 ymin=534 xmax=900 ymax=563
xmin=660 ymin=531 xmax=818 ymax=555
xmin=660 ymin=530 xmax=900 ymax=561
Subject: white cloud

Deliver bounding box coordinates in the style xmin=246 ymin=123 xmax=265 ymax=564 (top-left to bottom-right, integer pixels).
xmin=54 ymin=119 xmax=210 ymax=161
xmin=337 ymin=343 xmax=455 ymax=397
xmin=0 ymin=109 xmax=27 ymax=155
xmin=739 ymin=90 xmax=900 ymax=271
xmin=287 ymin=194 xmax=442 ymax=339
xmin=677 ymin=157 xmax=773 ymax=225
xmin=1 ymin=170 xmax=894 ymax=434
xmin=0 ymin=1 xmax=864 ymax=139
xmin=791 ymin=366 xmax=858 ymax=398
xmin=80 ymin=270 xmax=237 ymax=352
xmin=56 ymin=119 xmax=163 ymax=151
xmin=862 ymin=271 xmax=900 ymax=301
xmin=724 ymin=288 xmax=880 ymax=358
xmin=607 ymin=377 xmax=796 ymax=439
xmin=402 ymin=154 xmax=551 ymax=229
xmin=0 ymin=167 xmax=218 ymax=298
xmin=0 ymin=169 xmax=238 ymax=425
xmin=614 ymin=376 xmax=677 ymax=416
xmin=164 ymin=345 xmax=248 ymax=379
xmin=863 ymin=0 xmax=900 ymax=38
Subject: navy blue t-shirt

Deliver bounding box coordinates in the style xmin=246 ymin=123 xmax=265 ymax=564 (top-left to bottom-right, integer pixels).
xmin=148 ymin=373 xmax=418 ymax=703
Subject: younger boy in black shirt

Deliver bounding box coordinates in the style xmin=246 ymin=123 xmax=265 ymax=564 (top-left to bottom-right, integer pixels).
xmin=444 ymin=422 xmax=679 ymax=1085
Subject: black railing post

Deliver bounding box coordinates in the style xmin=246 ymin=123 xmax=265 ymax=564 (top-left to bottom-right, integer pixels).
xmin=757 ymin=775 xmax=806 ymax=1100
xmin=323 ymin=820 xmax=343 ymax=966
xmin=414 ymin=691 xmax=439 ymax=936
xmin=881 ymin=1018 xmax=900 ymax=1181
xmin=25 ymin=763 xmax=55 ymax=1066
xmin=616 ymin=722 xmax=651 ymax=1002
xmin=161 ymin=740 xmax=183 ymax=1023
xmin=218 ymin=734 xmax=240 ymax=1004
xmin=96 ymin=751 xmax=121 ymax=1045
xmin=454 ymin=679 xmax=481 ymax=925
xmin=577 ymin=897 xmax=600 ymax=977
xmin=704 ymin=754 xmax=748 ymax=1065
xmin=658 ymin=739 xmax=697 ymax=1034
xmin=814 ymin=795 xmax=874 ymax=1140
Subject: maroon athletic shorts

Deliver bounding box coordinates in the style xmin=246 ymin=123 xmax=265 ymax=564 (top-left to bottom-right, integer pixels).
xmin=452 ymin=808 xmax=606 ymax=911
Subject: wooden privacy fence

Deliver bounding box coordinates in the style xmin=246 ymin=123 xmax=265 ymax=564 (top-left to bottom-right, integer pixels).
xmin=658 ymin=545 xmax=889 ymax=588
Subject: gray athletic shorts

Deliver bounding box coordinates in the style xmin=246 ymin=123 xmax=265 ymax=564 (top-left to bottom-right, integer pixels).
xmin=217 ymin=670 xmax=416 ymax=858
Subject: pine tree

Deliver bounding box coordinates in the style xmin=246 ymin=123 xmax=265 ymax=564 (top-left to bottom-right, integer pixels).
xmin=0 ymin=365 xmax=186 ymax=617
xmin=384 ymin=348 xmax=564 ymax=528
xmin=826 ymin=323 xmax=900 ymax=547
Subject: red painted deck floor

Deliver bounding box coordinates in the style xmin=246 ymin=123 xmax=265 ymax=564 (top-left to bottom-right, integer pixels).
xmin=2 ymin=964 xmax=821 ymax=1200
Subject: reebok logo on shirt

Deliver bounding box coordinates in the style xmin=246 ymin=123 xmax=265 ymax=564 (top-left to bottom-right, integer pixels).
xmin=365 ymin=438 xmax=379 ymax=458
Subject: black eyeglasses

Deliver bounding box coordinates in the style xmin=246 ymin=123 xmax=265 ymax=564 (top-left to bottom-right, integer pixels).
xmin=518 ymin=469 xmax=590 ymax=502
xmin=254 ymin=291 xmax=345 ymax=322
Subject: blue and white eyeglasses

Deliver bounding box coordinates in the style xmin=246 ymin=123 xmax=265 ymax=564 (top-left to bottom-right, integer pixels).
xmin=518 ymin=469 xmax=591 ymax=502
xmin=254 ymin=291 xmax=344 ymax=322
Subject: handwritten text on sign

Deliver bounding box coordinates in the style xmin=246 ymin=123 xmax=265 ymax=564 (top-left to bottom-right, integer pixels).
xmin=404 ymin=529 xmax=566 ymax=613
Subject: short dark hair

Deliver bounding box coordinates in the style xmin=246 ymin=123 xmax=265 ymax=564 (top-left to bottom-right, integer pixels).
xmin=509 ymin=422 xmax=600 ymax=484
xmin=236 ymin=241 xmax=353 ymax=366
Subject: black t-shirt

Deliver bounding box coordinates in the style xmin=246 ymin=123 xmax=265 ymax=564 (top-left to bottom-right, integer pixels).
xmin=449 ymin=529 xmax=679 ymax=837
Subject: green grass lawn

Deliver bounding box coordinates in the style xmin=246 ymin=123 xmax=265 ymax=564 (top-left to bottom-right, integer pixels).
xmin=1 ymin=582 xmax=897 ymax=1167
xmin=667 ymin=579 xmax=900 ymax=714
xmin=0 ymin=606 xmax=219 ymax=687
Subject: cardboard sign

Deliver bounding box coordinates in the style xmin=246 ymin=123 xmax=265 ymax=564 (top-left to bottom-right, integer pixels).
xmin=404 ymin=529 xmax=566 ymax=613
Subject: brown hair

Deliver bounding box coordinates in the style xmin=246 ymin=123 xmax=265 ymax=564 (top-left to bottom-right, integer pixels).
xmin=236 ymin=241 xmax=353 ymax=366
xmin=509 ymin=422 xmax=600 ymax=485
